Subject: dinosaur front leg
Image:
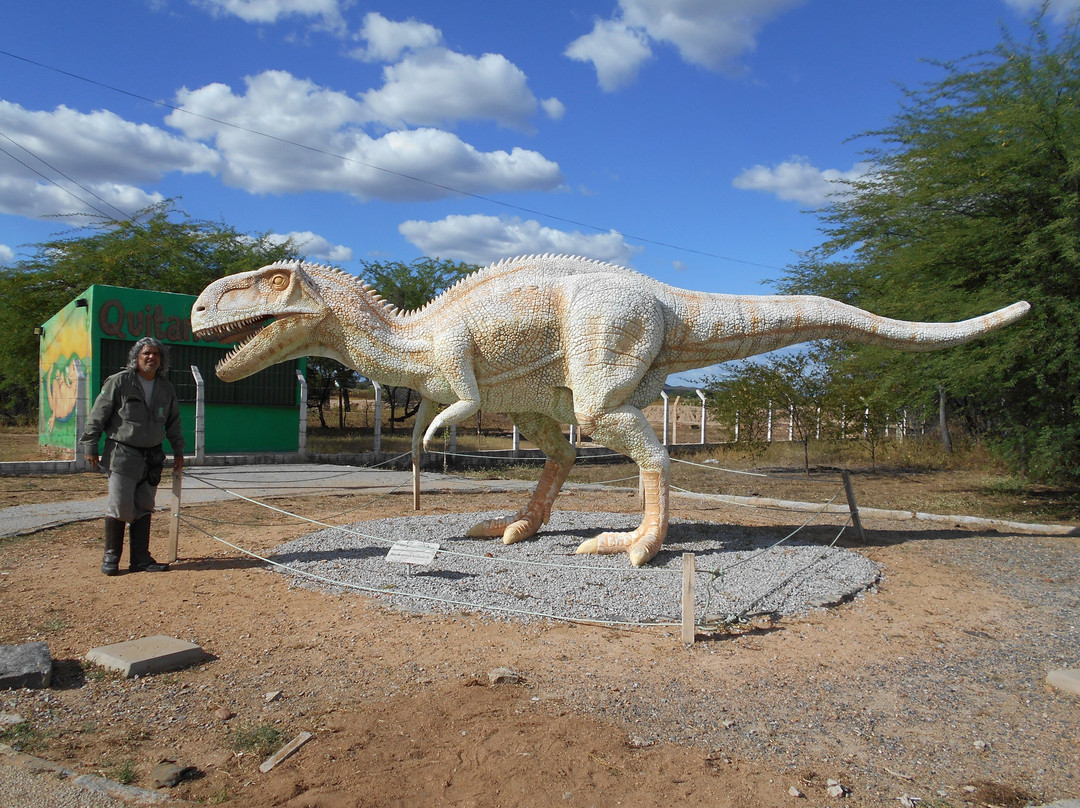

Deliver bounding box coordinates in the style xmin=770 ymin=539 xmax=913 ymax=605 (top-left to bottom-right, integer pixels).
xmin=573 ymin=405 xmax=670 ymax=566
xmin=467 ymin=413 xmax=575 ymax=544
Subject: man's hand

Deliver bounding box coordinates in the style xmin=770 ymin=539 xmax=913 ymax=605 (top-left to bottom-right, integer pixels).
xmin=173 ymin=454 xmax=185 ymax=474
xmin=86 ymin=454 xmax=100 ymax=471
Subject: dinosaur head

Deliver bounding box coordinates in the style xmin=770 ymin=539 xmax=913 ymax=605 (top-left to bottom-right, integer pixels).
xmin=191 ymin=261 xmax=332 ymax=381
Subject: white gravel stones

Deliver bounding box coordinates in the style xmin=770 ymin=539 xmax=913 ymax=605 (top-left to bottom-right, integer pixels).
xmin=269 ymin=511 xmax=880 ymax=624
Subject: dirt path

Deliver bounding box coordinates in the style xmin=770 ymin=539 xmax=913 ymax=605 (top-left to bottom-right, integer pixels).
xmin=1 ymin=478 xmax=1078 ymax=807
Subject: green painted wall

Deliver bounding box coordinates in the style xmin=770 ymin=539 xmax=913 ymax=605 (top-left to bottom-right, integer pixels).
xmin=40 ymin=284 xmax=304 ymax=455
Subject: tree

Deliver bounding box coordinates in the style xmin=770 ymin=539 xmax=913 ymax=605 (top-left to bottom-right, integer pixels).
xmin=0 ymin=201 xmax=296 ymax=422
xmin=707 ymin=352 xmax=832 ymax=473
xmin=778 ymin=12 xmax=1080 ymax=480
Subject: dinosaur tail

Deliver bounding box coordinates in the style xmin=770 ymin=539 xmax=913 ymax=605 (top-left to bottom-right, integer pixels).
xmin=797 ymin=297 xmax=1031 ymax=351
xmin=665 ymin=294 xmax=1031 ymax=372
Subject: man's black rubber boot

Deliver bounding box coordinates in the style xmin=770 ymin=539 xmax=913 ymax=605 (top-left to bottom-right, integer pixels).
xmin=128 ymin=514 xmax=168 ymax=572
xmin=101 ymin=517 xmax=125 ymax=576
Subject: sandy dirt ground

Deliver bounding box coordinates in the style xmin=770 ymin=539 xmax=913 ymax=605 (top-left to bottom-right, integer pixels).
xmin=1 ymin=468 xmax=1078 ymax=808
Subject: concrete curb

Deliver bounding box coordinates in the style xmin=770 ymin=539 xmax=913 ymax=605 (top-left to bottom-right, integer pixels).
xmin=0 ymin=742 xmax=190 ymax=805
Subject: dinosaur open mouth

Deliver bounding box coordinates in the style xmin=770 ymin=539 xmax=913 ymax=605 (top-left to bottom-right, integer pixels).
xmin=193 ymin=316 xmax=275 ymax=370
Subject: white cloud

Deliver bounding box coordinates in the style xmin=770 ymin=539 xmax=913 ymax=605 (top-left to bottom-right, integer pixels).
xmin=0 ymin=101 xmax=216 ymax=221
xmin=361 ymin=50 xmax=544 ymax=130
xmin=351 ymin=12 xmax=441 ymax=62
xmin=565 ymin=20 xmax=653 ymax=92
xmin=732 ymin=157 xmax=871 ymax=206
xmin=0 ymin=244 xmax=14 ymax=266
xmin=567 ymin=0 xmax=804 ymax=90
xmin=167 ymin=71 xmax=564 ymax=200
xmin=353 ymin=13 xmax=562 ymax=130
xmin=1002 ymin=0 xmax=1080 ymax=21
xmin=268 ymin=230 xmax=353 ymax=263
xmin=193 ymin=0 xmax=346 ymax=31
xmin=398 ymin=214 xmax=641 ymax=267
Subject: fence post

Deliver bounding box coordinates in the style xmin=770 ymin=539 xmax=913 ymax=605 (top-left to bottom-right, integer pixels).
xmin=190 ymin=366 xmax=205 ymax=465
xmin=167 ymin=472 xmax=182 ymax=563
xmin=295 ymin=369 xmax=308 ymax=459
xmin=767 ymin=401 xmax=773 ymax=443
xmin=841 ymin=470 xmax=866 ymax=543
xmin=660 ymin=390 xmax=670 ymax=446
xmin=682 ymin=552 xmax=696 ymax=645
xmin=512 ymin=424 xmax=520 ymax=454
xmin=74 ymin=359 xmax=87 ymax=471
xmin=696 ymin=389 xmax=707 ymax=444
xmin=373 ymin=384 xmax=382 ymax=455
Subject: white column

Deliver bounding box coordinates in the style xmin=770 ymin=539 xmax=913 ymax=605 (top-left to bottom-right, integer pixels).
xmin=696 ymin=389 xmax=707 ymax=444
xmin=373 ymin=384 xmax=382 ymax=454
xmin=660 ymin=390 xmax=670 ymax=445
xmin=190 ymin=365 xmax=205 ymax=464
xmin=295 ymin=369 xmax=308 ymax=458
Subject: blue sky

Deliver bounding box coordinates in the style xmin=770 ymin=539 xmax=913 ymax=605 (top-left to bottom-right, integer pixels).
xmin=2 ymin=0 xmax=1075 ymax=313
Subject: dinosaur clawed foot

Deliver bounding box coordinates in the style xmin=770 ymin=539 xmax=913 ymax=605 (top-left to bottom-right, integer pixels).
xmin=466 ymin=511 xmax=544 ymax=544
xmin=575 ymin=527 xmax=662 ymax=567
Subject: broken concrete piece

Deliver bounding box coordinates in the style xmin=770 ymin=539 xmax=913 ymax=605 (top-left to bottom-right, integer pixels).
xmin=259 ymin=731 xmax=313 ymax=773
xmin=488 ymin=667 xmax=521 ymax=686
xmin=85 ymin=636 xmax=208 ymax=678
xmin=0 ymin=642 xmax=51 ymax=690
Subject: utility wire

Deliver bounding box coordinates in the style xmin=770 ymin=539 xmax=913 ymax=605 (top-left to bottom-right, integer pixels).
xmin=0 ymin=48 xmax=784 ymax=271
xmin=0 ymin=135 xmax=128 ymax=224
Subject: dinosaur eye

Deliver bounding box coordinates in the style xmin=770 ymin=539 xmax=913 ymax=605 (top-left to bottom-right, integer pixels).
xmin=269 ymin=273 xmax=289 ymax=290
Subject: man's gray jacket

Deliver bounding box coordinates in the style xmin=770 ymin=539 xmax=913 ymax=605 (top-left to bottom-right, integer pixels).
xmin=80 ymin=369 xmax=185 ymax=478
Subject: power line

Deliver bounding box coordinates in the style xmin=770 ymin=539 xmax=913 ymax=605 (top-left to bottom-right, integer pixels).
xmin=0 ymin=48 xmax=785 ymax=271
xmin=0 ymin=128 xmax=132 ymax=223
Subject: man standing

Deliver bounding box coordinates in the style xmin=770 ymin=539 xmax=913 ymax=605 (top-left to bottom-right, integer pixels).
xmin=81 ymin=337 xmax=185 ymax=575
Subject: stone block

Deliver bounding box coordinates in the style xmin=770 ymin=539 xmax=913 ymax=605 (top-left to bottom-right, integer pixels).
xmin=0 ymin=642 xmax=52 ymax=690
xmin=86 ymin=636 xmax=208 ymax=678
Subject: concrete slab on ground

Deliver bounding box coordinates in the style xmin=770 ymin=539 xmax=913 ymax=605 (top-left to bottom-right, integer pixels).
xmin=85 ymin=636 xmax=208 ymax=678
xmin=1046 ymin=669 xmax=1080 ymax=696
xmin=0 ymin=642 xmax=51 ymax=690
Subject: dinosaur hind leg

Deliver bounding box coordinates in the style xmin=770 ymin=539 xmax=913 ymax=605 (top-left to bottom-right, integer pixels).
xmin=573 ymin=405 xmax=670 ymax=567
xmin=466 ymin=412 xmax=575 ymax=544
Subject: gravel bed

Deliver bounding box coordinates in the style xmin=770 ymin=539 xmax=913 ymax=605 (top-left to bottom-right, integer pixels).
xmin=269 ymin=510 xmax=880 ymax=624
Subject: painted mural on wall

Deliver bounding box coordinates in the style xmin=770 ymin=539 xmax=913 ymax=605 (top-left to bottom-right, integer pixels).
xmin=39 ymin=301 xmax=91 ymax=445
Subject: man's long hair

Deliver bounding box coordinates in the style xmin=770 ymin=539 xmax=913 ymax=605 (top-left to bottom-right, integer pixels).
xmin=126 ymin=337 xmax=170 ymax=377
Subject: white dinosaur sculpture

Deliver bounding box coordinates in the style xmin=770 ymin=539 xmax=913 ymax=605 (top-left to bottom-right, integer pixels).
xmin=190 ymin=255 xmax=1029 ymax=566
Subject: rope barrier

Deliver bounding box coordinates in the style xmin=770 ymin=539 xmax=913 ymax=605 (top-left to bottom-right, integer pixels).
xmin=178 ymin=514 xmax=679 ymax=629
xmin=174 ymin=450 xmax=868 ymax=632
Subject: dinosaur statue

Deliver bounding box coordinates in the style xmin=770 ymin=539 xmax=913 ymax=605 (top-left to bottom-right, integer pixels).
xmin=190 ymin=255 xmax=1029 ymax=566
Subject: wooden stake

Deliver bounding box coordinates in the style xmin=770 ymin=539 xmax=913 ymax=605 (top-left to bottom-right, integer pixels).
xmin=167 ymin=472 xmax=182 ymax=563
xmin=681 ymin=552 xmax=695 ymax=645
xmin=841 ymin=470 xmax=866 ymax=543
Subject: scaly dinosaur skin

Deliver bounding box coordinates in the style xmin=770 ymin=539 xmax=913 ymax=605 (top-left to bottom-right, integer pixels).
xmin=190 ymin=255 xmax=1029 ymax=566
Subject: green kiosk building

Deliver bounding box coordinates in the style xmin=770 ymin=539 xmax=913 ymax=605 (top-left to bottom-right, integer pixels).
xmin=39 ymin=285 xmax=304 ymax=456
